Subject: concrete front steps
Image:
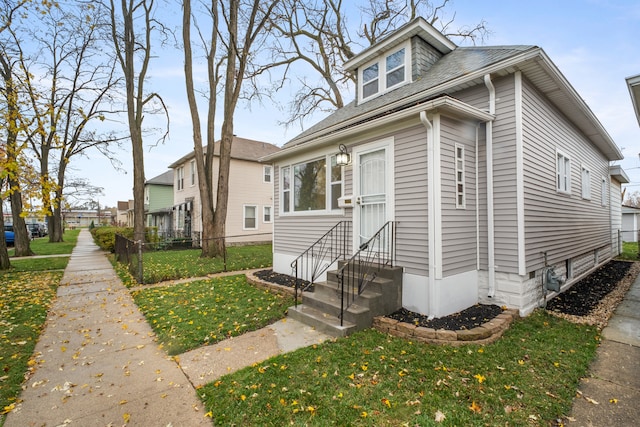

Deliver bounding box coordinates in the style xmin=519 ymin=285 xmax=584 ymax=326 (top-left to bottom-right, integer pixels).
xmin=288 ymin=264 xmax=403 ymax=337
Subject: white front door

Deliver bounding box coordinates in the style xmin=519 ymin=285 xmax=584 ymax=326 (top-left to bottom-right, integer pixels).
xmin=353 ymin=139 xmax=394 ymax=251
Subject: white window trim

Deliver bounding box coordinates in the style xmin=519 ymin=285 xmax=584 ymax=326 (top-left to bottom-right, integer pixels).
xmin=243 ymin=204 xmax=258 ymax=230
xmin=263 ymin=205 xmax=272 ymax=223
xmin=581 ymin=164 xmax=590 ymax=200
xmin=279 ymin=152 xmax=345 ymax=216
xmin=455 ymin=143 xmax=466 ymax=209
xmin=358 ymin=40 xmax=411 ymax=103
xmin=556 ymin=150 xmax=571 ymax=195
xmin=263 ymin=165 xmax=272 ymax=183
xmin=177 ymin=166 xmax=184 ymax=191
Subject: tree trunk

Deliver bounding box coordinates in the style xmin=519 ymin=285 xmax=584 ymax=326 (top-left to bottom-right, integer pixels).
xmin=9 ymin=185 xmax=33 ymax=257
xmin=0 ymin=197 xmax=11 ymax=270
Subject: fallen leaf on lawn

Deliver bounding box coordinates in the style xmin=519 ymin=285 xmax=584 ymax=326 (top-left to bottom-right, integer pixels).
xmin=609 ymin=398 xmax=618 ymax=404
xmin=585 ymin=396 xmax=599 ymax=405
xmin=434 ymin=410 xmax=446 ymax=422
xmin=469 ymin=401 xmax=481 ymax=413
xmin=123 ymin=413 xmax=130 ymax=424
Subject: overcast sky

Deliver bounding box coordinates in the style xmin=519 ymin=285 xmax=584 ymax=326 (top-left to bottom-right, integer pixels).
xmin=78 ymin=0 xmax=640 ymax=207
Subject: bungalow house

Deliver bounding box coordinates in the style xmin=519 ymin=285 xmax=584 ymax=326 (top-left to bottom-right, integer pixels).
xmin=144 ymin=170 xmax=174 ymax=237
xmin=262 ymin=17 xmax=625 ymax=334
xmin=168 ymin=136 xmax=280 ymax=245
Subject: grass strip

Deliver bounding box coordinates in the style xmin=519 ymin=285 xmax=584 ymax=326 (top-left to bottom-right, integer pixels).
xmin=0 ymin=271 xmax=62 ymax=418
xmin=199 ymin=310 xmax=599 ymax=426
xmin=132 ymin=274 xmax=294 ymax=355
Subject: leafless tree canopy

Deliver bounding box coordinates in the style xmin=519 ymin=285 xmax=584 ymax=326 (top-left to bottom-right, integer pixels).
xmin=270 ymin=0 xmax=489 ymax=129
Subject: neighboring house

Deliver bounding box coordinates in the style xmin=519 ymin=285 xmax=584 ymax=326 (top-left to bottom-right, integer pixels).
xmin=116 ymin=200 xmax=135 ymax=227
xmin=610 ymin=165 xmax=630 ymax=252
xmin=144 ymin=170 xmax=174 ymax=237
xmin=622 ymin=205 xmax=640 ymax=242
xmin=168 ymin=136 xmax=280 ymax=244
xmin=263 ymin=17 xmax=626 ymax=325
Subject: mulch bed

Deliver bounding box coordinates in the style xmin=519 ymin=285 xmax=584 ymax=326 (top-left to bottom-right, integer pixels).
xmin=254 ymin=260 xmax=640 ymax=330
xmin=253 ymin=269 xmax=312 ymax=291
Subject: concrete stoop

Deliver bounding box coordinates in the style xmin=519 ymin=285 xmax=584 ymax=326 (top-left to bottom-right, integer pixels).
xmin=288 ymin=264 xmax=403 ymax=337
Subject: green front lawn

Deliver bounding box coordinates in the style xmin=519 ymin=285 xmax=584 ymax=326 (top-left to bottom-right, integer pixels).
xmin=119 ymin=243 xmax=273 ymax=285
xmin=199 ymin=310 xmax=599 ymax=426
xmin=0 ymin=271 xmax=62 ymax=418
xmin=132 ymin=274 xmax=293 ymax=355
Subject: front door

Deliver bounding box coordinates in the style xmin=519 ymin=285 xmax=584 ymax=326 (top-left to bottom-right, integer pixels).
xmin=353 ymin=140 xmax=393 ymax=251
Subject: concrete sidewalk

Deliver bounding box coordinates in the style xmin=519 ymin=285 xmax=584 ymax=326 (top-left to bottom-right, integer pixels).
xmin=4 ymin=230 xmax=211 ymax=427
xmin=566 ymin=267 xmax=640 ymax=426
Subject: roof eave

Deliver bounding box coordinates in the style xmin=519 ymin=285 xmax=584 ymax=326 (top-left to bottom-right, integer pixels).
xmin=626 ymin=74 xmax=640 ymax=127
xmin=261 ymin=96 xmax=493 ymax=162
xmin=609 ymin=165 xmax=630 ymax=183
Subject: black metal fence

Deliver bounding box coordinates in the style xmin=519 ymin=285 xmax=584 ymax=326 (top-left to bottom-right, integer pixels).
xmin=114 ymin=232 xmax=272 ymax=285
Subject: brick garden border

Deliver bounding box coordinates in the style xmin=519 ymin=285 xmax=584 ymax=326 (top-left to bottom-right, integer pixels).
xmin=245 ymin=270 xmax=299 ymax=300
xmin=247 ymin=271 xmax=519 ymax=345
xmin=373 ymin=308 xmax=520 ymax=346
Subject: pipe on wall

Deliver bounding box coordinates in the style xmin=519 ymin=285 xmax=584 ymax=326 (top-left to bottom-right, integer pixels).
xmin=484 ymin=74 xmax=496 ymax=298
xmin=420 ymin=111 xmax=437 ymax=319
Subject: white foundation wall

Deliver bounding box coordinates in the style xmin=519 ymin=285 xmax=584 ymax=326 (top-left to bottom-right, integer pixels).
xmin=403 ymin=271 xmax=479 ymax=318
xmin=479 ymin=246 xmax=615 ymax=316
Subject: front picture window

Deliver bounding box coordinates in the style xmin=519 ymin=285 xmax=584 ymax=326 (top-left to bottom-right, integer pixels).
xmin=294 ymin=158 xmax=326 ymax=211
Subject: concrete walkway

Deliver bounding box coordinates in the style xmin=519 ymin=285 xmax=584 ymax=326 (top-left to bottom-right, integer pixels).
xmin=4 ymin=231 xmax=212 ymax=427
xmin=566 ymin=268 xmax=640 ymax=426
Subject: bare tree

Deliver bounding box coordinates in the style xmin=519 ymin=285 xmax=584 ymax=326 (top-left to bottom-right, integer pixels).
xmin=182 ymin=0 xmax=281 ymax=257
xmin=107 ymin=0 xmax=168 ymax=243
xmin=13 ymin=2 xmax=124 ymax=242
xmin=0 ymin=3 xmax=33 ymax=258
xmin=271 ymin=0 xmax=489 ymax=128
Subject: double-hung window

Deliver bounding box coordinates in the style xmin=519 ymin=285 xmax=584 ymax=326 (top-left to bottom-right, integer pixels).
xmin=280 ymin=154 xmax=343 ymax=214
xmin=243 ymin=205 xmax=257 ymax=230
xmin=190 ymin=160 xmax=196 ymax=186
xmin=455 ymin=144 xmax=465 ymax=208
xmin=263 ymin=165 xmax=272 ymax=183
xmin=556 ymin=151 xmax=571 ymax=194
xmin=359 ymin=41 xmax=410 ymax=101
xmin=177 ymin=166 xmax=184 ymax=191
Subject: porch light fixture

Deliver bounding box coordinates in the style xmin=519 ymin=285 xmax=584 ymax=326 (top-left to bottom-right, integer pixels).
xmin=336 ymin=144 xmax=350 ymax=166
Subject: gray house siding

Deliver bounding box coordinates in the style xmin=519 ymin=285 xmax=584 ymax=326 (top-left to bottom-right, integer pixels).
xmin=440 ymin=116 xmax=478 ymax=276
xmin=521 ymin=77 xmax=611 ymax=272
xmin=489 ymin=77 xmax=520 ymax=274
xmin=394 ymin=125 xmax=430 ymax=277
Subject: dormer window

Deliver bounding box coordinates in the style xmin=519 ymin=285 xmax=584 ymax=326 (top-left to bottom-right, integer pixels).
xmin=358 ymin=40 xmax=410 ymax=102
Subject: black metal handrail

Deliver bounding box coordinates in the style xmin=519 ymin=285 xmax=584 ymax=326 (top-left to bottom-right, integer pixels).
xmin=291 ymin=220 xmax=351 ymax=306
xmin=338 ymin=221 xmax=395 ymax=325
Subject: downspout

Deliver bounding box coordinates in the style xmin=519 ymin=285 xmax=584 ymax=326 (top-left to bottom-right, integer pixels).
xmin=484 ymin=74 xmax=496 ymax=298
xmin=420 ymin=111 xmax=437 ymax=318
xmin=475 ymin=124 xmax=480 ymax=270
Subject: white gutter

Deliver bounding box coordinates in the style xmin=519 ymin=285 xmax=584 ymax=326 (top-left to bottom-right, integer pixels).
xmin=262 ymin=96 xmax=494 ymax=162
xmin=484 ymin=74 xmax=496 ymax=298
xmin=265 ymin=47 xmax=621 ymax=163
xmin=420 ymin=111 xmax=437 ymax=319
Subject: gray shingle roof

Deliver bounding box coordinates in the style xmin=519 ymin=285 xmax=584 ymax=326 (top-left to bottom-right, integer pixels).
xmin=145 ymin=170 xmax=174 ymax=186
xmin=284 ymin=45 xmax=535 ymax=148
xmin=169 ymin=136 xmax=280 ymax=168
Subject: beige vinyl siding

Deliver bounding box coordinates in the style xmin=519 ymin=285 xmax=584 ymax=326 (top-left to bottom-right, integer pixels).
xmin=440 ymin=117 xmax=478 ymax=276
xmin=394 ymin=125 xmax=429 ymax=276
xmin=521 ymin=77 xmax=611 ymax=271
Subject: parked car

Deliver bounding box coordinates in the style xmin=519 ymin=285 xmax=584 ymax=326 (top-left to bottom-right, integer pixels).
xmin=4 ymin=225 xmax=15 ymax=246
xmin=28 ymin=223 xmax=47 ymax=238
